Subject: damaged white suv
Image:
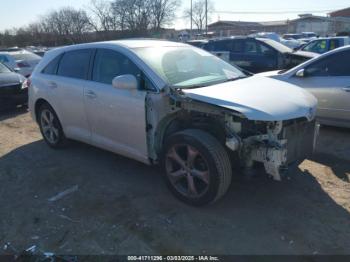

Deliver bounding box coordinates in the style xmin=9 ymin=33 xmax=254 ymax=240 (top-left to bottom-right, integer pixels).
xmin=29 ymin=40 xmax=318 ymax=206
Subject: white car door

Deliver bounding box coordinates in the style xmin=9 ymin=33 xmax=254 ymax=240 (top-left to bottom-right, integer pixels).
xmin=45 ymin=49 xmax=93 ymax=142
xmin=84 ymin=48 xmax=149 ymax=163
xmin=289 ymin=50 xmax=350 ymax=125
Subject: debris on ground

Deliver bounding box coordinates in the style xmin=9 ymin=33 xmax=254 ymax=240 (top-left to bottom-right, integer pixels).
xmin=48 ymin=186 xmax=79 ymax=202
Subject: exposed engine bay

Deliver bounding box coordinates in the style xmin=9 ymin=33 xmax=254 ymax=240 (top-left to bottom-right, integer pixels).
xmin=146 ymin=89 xmax=319 ymax=181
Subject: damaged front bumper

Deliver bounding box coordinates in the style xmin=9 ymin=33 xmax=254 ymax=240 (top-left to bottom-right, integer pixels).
xmin=227 ymin=119 xmax=319 ymax=181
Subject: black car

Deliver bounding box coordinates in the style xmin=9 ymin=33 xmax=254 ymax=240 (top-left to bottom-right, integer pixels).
xmin=0 ymin=62 xmax=28 ymax=109
xmin=202 ymin=37 xmax=312 ymax=73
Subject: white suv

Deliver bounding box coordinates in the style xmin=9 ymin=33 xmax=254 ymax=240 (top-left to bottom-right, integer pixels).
xmin=29 ymin=40 xmax=318 ymax=205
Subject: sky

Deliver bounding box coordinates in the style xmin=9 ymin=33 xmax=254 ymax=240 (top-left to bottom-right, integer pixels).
xmin=0 ymin=0 xmax=349 ymax=31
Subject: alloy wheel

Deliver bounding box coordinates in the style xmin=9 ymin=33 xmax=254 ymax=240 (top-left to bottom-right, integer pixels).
xmin=165 ymin=144 xmax=210 ymax=198
xmin=40 ymin=109 xmax=59 ymax=144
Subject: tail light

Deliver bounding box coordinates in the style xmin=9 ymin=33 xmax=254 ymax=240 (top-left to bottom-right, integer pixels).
xmin=17 ymin=62 xmax=30 ymax=68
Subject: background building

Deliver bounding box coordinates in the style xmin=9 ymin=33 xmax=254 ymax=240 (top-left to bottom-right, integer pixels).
xmin=208 ymin=7 xmax=350 ymax=37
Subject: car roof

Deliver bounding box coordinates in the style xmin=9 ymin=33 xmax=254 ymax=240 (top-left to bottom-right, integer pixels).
xmin=310 ymin=36 xmax=349 ymax=40
xmin=51 ymin=39 xmax=188 ymax=53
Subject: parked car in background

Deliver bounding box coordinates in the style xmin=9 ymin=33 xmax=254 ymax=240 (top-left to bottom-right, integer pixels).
xmin=301 ymin=32 xmax=318 ymax=38
xmin=283 ymin=33 xmax=304 ymax=40
xmin=249 ymin=32 xmax=302 ymax=49
xmin=296 ymin=37 xmax=350 ymax=55
xmin=29 ymin=40 xmax=318 ymax=205
xmin=0 ymin=50 xmax=41 ymax=77
xmin=0 ymin=62 xmax=28 ymax=109
xmin=186 ymin=39 xmax=208 ymax=48
xmin=202 ymin=37 xmax=314 ymax=73
xmin=259 ymin=46 xmax=350 ymax=128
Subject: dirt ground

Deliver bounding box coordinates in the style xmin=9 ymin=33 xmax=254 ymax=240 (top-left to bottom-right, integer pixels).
xmin=0 ymin=108 xmax=349 ymax=255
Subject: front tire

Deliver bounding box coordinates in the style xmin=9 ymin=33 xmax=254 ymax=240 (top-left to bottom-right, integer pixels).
xmin=163 ymin=129 xmax=232 ymax=206
xmin=38 ymin=103 xmax=67 ymax=148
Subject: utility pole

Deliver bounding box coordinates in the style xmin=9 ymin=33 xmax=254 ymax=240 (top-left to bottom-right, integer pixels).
xmin=205 ymin=0 xmax=208 ymax=36
xmin=190 ymin=0 xmax=193 ymax=39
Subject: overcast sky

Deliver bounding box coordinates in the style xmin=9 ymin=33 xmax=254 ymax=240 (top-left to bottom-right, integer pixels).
xmin=0 ymin=0 xmax=349 ymax=31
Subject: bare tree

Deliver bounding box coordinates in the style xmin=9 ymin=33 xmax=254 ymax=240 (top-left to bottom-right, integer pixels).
xmin=41 ymin=7 xmax=92 ymax=44
xmin=184 ymin=0 xmax=214 ymax=32
xmin=150 ymin=0 xmax=181 ymax=30
xmin=111 ymin=0 xmax=152 ymax=32
xmin=88 ymin=0 xmax=118 ymax=31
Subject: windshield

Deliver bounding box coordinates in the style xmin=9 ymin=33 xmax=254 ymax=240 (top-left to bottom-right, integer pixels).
xmin=0 ymin=62 xmax=11 ymax=73
xmin=133 ymin=46 xmax=246 ymax=88
xmin=12 ymin=52 xmax=41 ymax=61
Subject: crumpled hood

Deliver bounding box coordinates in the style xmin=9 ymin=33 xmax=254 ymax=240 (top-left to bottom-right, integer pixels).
xmin=182 ymin=76 xmax=317 ymax=121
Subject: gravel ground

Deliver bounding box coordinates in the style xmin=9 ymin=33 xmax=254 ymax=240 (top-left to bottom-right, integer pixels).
xmin=0 ymin=108 xmax=349 ymax=255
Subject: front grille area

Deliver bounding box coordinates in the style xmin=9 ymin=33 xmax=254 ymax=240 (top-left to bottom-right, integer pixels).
xmin=282 ymin=119 xmax=316 ymax=164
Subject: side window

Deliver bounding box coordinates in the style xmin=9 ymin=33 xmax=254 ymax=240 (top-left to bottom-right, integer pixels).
xmin=258 ymin=42 xmax=276 ymax=56
xmin=42 ymin=54 xmax=62 ymax=75
xmin=244 ymin=40 xmax=259 ymax=54
xmin=329 ymin=39 xmax=341 ymax=51
xmin=230 ymin=40 xmax=244 ymax=53
xmin=303 ymin=40 xmax=327 ymax=53
xmin=57 ymin=49 xmax=92 ymax=79
xmin=306 ymin=51 xmax=350 ymax=77
xmin=92 ymin=49 xmax=141 ymax=85
xmin=210 ymin=40 xmax=230 ymax=52
xmin=0 ymin=55 xmax=9 ymax=63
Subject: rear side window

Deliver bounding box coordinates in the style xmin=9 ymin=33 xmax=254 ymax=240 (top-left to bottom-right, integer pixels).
xmin=42 ymin=54 xmax=62 ymax=75
xmin=57 ymin=49 xmax=92 ymax=79
xmin=92 ymin=49 xmax=140 ymax=85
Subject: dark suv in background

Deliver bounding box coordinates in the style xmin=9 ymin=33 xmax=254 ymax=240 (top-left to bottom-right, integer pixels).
xmin=202 ymin=37 xmax=314 ymax=73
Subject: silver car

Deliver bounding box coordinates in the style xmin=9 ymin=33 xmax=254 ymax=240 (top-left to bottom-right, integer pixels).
xmin=29 ymin=40 xmax=318 ymax=206
xmin=260 ymin=46 xmax=350 ymax=128
xmin=0 ymin=50 xmax=41 ymax=77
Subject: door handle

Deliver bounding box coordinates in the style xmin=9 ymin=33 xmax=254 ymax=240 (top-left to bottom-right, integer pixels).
xmin=48 ymin=82 xmax=57 ymax=89
xmin=342 ymin=87 xmax=350 ymax=92
xmin=85 ymin=90 xmax=97 ymax=99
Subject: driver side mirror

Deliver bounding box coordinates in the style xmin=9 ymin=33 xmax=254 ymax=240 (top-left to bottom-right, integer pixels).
xmin=112 ymin=74 xmax=138 ymax=90
xmin=295 ymin=69 xmax=306 ymax=77
xmin=13 ymin=67 xmax=20 ymax=73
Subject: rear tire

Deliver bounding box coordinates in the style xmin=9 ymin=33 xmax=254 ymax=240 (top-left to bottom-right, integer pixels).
xmin=162 ymin=129 xmax=232 ymax=206
xmin=38 ymin=103 xmax=67 ymax=148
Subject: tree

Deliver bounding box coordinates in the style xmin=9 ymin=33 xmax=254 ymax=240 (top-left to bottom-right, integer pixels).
xmin=88 ymin=0 xmax=118 ymax=32
xmin=150 ymin=0 xmax=181 ymax=30
xmin=41 ymin=7 xmax=92 ymax=44
xmin=184 ymin=0 xmax=214 ymax=32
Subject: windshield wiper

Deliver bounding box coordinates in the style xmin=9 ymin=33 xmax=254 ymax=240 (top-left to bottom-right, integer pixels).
xmin=223 ymin=76 xmax=248 ymax=83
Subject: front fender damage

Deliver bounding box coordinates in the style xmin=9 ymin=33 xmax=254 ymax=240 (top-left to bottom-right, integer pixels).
xmin=147 ymin=87 xmax=318 ymax=181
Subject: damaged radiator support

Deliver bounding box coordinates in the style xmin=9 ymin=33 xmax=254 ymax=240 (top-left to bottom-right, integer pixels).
xmin=240 ymin=120 xmax=317 ymax=181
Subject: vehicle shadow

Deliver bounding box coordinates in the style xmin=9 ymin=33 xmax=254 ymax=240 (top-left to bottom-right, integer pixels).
xmin=0 ymin=139 xmax=350 ymax=255
xmin=311 ymin=125 xmax=350 ymax=182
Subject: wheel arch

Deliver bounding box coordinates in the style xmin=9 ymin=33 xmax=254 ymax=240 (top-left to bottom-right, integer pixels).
xmin=34 ymin=98 xmax=62 ymax=126
xmin=154 ymin=111 xmax=227 ymax=160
